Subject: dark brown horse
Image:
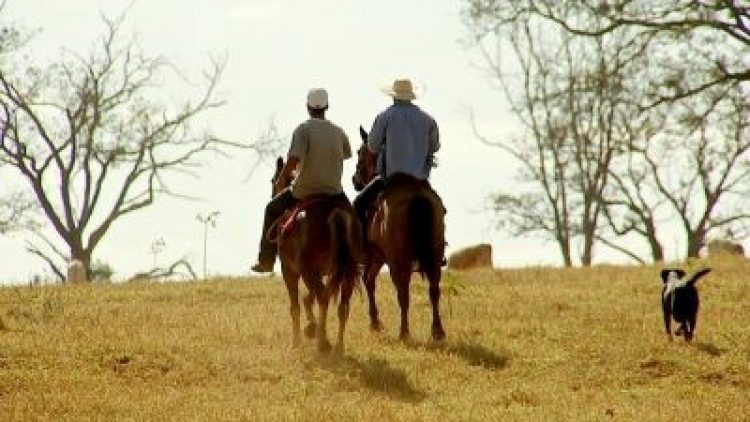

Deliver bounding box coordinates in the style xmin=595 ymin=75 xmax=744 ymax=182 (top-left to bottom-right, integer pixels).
xmin=271 ymin=157 xmax=361 ymax=354
xmin=353 ymin=127 xmax=446 ymax=341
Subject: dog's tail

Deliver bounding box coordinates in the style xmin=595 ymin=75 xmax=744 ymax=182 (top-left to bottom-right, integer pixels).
xmin=687 ymin=268 xmax=712 ymax=286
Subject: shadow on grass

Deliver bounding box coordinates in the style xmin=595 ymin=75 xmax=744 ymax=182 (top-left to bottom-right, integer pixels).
xmin=319 ymin=355 xmax=427 ymax=403
xmin=428 ymin=341 xmax=510 ymax=369
xmin=393 ymin=338 xmax=510 ymax=370
xmin=446 ymin=341 xmax=510 ymax=369
xmin=695 ymin=342 xmax=725 ymax=357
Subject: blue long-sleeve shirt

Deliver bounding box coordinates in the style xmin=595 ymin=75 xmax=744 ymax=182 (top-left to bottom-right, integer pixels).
xmin=367 ymin=101 xmax=440 ymax=180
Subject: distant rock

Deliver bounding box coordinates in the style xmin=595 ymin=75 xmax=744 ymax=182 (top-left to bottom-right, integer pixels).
xmin=706 ymin=240 xmax=745 ymax=257
xmin=448 ymin=243 xmax=493 ymax=270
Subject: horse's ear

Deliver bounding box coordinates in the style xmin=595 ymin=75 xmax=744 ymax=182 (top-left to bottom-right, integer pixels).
xmin=276 ymin=156 xmax=284 ymax=170
xmin=359 ymin=126 xmax=368 ymax=143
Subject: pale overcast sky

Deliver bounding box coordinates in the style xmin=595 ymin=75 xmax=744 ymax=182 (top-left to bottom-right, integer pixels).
xmin=0 ymin=0 xmax=632 ymax=282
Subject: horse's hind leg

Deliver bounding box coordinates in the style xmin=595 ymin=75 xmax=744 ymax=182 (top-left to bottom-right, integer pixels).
xmin=334 ymin=273 xmax=355 ymax=356
xmin=391 ymin=267 xmax=412 ymax=341
xmin=303 ymin=290 xmax=316 ymax=338
xmin=281 ymin=264 xmax=302 ymax=348
xmin=306 ymin=273 xmax=332 ymax=354
xmin=427 ymin=267 xmax=445 ymax=341
xmin=363 ymin=257 xmax=385 ymax=331
xmin=685 ymin=316 xmax=696 ymax=342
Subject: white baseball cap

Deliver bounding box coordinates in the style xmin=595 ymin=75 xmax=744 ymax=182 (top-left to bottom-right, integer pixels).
xmin=307 ymin=88 xmax=328 ymax=109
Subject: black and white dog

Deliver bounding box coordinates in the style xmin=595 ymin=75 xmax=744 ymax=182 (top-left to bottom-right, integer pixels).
xmin=660 ymin=268 xmax=712 ymax=341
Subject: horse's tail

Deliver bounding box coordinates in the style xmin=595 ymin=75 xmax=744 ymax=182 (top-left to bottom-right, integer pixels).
xmin=409 ymin=195 xmax=436 ymax=279
xmin=328 ymin=208 xmax=360 ymax=300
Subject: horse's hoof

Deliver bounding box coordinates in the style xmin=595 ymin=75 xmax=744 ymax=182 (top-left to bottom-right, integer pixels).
xmin=318 ymin=339 xmax=333 ymax=354
xmin=333 ymin=342 xmax=344 ymax=357
xmin=304 ymin=323 xmax=317 ymax=339
xmin=399 ymin=331 xmax=411 ymax=342
xmin=432 ymin=329 xmax=446 ymax=342
xmin=288 ymin=338 xmax=301 ymax=350
xmin=370 ymin=321 xmax=384 ymax=332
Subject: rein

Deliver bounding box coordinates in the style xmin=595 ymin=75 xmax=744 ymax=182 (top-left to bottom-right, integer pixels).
xmin=266 ymin=196 xmax=335 ymax=243
xmin=380 ymin=136 xmax=387 ymax=178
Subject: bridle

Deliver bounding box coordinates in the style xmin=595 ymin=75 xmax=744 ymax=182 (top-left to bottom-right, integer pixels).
xmin=353 ymin=142 xmax=377 ymax=191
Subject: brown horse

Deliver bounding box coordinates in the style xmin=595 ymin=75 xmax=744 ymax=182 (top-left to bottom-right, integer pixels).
xmin=271 ymin=157 xmax=361 ymax=354
xmin=353 ymin=127 xmax=446 ymax=341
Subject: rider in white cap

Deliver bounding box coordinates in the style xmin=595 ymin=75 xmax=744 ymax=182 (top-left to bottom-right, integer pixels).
xmin=251 ymin=88 xmax=352 ymax=273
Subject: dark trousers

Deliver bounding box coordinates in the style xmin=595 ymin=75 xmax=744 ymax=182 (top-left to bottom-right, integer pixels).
xmin=257 ymin=187 xmax=297 ymax=265
xmin=353 ymin=176 xmax=384 ymax=239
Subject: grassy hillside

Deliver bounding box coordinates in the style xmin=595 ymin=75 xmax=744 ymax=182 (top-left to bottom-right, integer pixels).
xmin=1 ymin=258 xmax=748 ymax=420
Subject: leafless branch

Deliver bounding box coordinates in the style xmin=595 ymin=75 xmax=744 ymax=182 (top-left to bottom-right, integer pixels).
xmin=0 ymin=10 xmax=245 ymax=278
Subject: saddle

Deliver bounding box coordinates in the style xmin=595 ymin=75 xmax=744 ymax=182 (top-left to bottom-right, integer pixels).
xmin=366 ymin=173 xmax=448 ymax=268
xmin=371 ymin=173 xmax=446 ymax=219
xmin=280 ymin=193 xmax=349 ymax=237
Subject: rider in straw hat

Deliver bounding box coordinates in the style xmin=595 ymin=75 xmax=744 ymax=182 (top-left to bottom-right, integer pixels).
xmin=353 ymin=78 xmax=441 ymax=240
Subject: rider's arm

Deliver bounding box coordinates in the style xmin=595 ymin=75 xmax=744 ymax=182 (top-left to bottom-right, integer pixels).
xmin=429 ymin=119 xmax=440 ymax=154
xmin=274 ymin=155 xmax=300 ymax=192
xmin=342 ymin=132 xmax=352 ymax=160
xmin=283 ymin=124 xmax=306 ymax=184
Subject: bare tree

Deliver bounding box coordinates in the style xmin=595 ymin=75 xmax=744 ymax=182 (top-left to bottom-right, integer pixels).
xmin=598 ymin=25 xmax=750 ymax=259
xmin=474 ymin=21 xmax=575 ymax=266
xmin=638 ymin=88 xmax=750 ymax=258
xmin=0 ymin=1 xmax=18 ymax=57
xmin=471 ymin=13 xmax=641 ymax=266
xmin=0 ymin=13 xmax=240 ymax=279
xmin=0 ymin=191 xmax=38 ymax=233
xmin=466 ymin=1 xmax=749 ymax=107
xmin=594 ymin=65 xmax=672 ymax=263
xmin=127 ymin=257 xmax=197 ymax=282
xmin=466 ymin=0 xmax=750 ymax=263
xmin=598 ymin=119 xmax=668 ymax=263
xmin=0 ymin=1 xmax=38 ymax=234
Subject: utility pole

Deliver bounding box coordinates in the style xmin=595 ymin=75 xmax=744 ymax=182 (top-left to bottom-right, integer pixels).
xmin=196 ymin=211 xmax=220 ymax=280
xmin=149 ymin=238 xmax=165 ymax=269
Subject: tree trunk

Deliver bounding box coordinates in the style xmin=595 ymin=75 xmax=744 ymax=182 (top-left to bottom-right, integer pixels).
xmin=644 ymin=219 xmax=664 ymax=262
xmin=648 ymin=238 xmax=664 ymax=262
xmin=69 ymin=243 xmax=92 ymax=282
xmin=557 ymin=234 xmax=573 ymax=267
xmin=686 ymin=232 xmax=704 ymax=259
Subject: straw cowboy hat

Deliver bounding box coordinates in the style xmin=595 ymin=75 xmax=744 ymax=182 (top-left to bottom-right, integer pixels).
xmin=381 ymin=79 xmax=417 ymax=100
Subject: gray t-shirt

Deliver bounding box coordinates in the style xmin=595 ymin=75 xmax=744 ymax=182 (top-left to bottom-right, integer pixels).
xmin=288 ymin=118 xmax=351 ymax=198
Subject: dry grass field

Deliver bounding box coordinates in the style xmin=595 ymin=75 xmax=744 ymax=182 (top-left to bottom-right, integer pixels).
xmin=1 ymin=257 xmax=749 ymax=421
